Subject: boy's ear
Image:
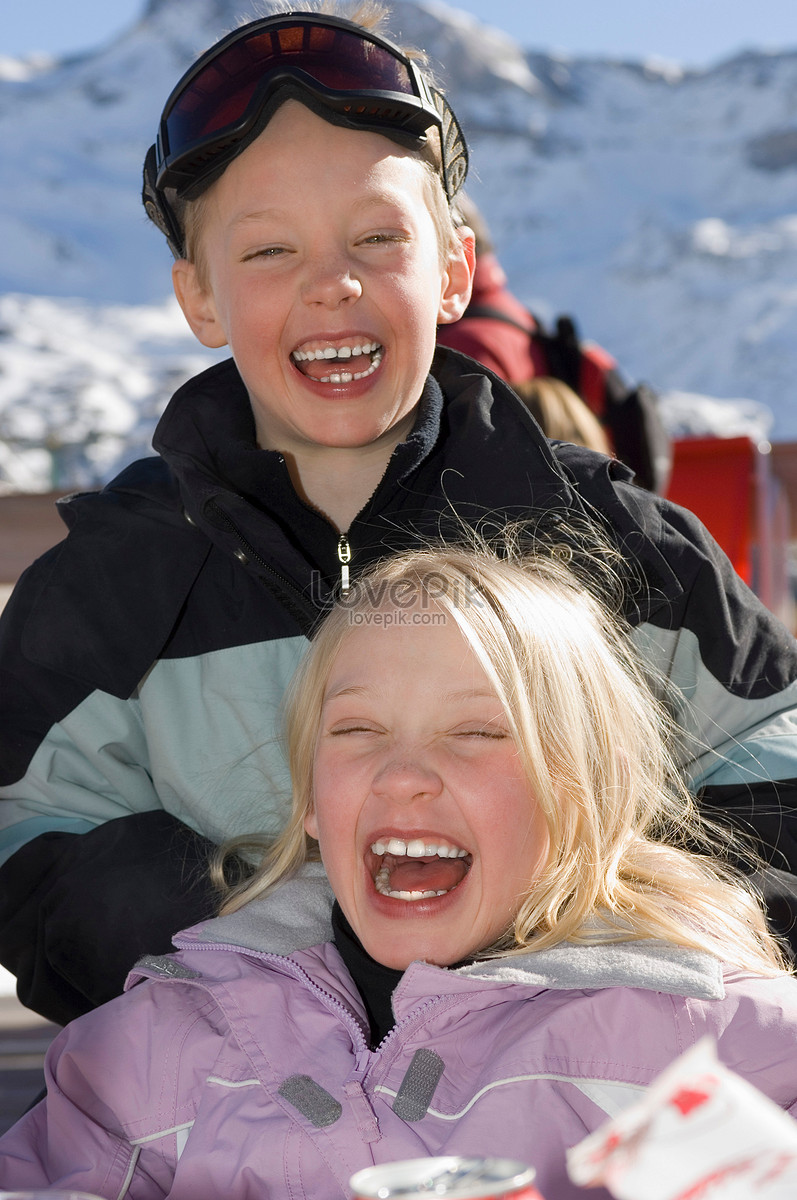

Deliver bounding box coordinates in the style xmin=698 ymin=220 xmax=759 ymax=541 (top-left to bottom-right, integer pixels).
xmin=437 ymin=224 xmax=476 ymax=326
xmin=172 ymin=259 xmax=229 ymax=349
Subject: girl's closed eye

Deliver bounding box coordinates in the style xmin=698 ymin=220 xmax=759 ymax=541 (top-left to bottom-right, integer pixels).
xmin=455 ymin=727 xmax=510 ymax=740
xmin=327 ymin=721 xmax=382 ymax=737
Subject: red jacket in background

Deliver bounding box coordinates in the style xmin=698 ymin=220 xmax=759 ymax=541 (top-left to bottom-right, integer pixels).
xmin=437 ymin=253 xmax=671 ymax=493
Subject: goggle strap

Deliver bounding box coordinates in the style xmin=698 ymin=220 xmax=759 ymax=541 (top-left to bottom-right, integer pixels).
xmin=142 ymin=145 xmax=186 ymax=259
xmin=432 ymin=89 xmax=468 ymax=201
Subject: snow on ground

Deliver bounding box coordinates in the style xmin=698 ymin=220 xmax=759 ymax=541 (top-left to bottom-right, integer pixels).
xmin=0 ymin=293 xmax=224 ymax=493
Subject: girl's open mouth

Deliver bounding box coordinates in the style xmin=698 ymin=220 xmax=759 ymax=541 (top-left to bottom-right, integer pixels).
xmin=369 ymin=837 xmax=472 ymax=901
xmin=291 ymin=340 xmax=384 ymax=384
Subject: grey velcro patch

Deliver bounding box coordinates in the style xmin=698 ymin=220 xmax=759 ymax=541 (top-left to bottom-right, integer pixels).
xmin=135 ymin=954 xmax=200 ymax=980
xmin=392 ymin=1048 xmax=445 ymax=1121
xmin=278 ymin=1074 xmax=343 ymax=1127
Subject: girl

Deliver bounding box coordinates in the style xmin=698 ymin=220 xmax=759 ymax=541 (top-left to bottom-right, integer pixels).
xmin=1 ymin=541 xmax=795 ymax=1200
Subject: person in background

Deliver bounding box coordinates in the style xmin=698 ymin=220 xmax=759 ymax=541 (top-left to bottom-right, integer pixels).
xmin=436 ymin=193 xmax=671 ymax=493
xmin=1 ymin=5 xmax=797 ymax=1034
xmin=0 ymin=540 xmax=794 ymax=1200
xmin=511 ymin=375 xmax=611 ymax=455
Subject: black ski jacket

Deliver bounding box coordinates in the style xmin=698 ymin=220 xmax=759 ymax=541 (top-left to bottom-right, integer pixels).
xmin=2 ymin=350 xmax=797 ymax=1025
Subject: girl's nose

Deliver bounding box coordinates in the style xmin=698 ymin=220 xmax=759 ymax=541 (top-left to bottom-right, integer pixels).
xmin=302 ymin=256 xmax=363 ymax=308
xmin=372 ymin=758 xmax=444 ymax=806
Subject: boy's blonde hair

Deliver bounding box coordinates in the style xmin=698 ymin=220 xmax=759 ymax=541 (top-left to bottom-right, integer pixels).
xmin=180 ymin=1 xmax=461 ymax=288
xmin=217 ymin=532 xmax=787 ymax=976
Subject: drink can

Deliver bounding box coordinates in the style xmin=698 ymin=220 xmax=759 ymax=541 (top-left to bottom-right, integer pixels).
xmin=350 ymin=1156 xmax=543 ymax=1200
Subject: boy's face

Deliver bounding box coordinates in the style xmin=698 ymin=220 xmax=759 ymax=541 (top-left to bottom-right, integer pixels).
xmin=173 ymin=101 xmax=473 ymax=459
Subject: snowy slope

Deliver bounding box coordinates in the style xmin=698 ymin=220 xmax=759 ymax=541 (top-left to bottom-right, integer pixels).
xmin=1 ymin=0 xmax=797 ymax=490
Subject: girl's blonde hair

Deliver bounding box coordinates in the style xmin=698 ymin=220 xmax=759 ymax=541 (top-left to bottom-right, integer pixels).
xmin=217 ymin=532 xmax=788 ymax=975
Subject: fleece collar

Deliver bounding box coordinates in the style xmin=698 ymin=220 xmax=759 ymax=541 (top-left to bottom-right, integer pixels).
xmin=456 ymin=941 xmax=724 ymax=1000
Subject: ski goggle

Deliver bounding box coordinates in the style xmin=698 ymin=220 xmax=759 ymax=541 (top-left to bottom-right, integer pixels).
xmin=142 ymin=12 xmax=469 ymax=258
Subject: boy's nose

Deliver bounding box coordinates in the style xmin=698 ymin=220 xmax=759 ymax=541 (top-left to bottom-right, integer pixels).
xmin=302 ymin=256 xmax=363 ymax=308
xmin=372 ymin=758 xmax=444 ymax=806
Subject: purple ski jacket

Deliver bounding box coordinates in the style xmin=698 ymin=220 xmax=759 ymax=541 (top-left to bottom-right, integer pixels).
xmin=1 ymin=867 xmax=796 ymax=1200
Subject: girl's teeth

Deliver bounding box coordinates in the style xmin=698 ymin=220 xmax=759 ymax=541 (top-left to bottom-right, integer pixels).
xmin=370 ymin=838 xmax=468 ymax=858
xmin=373 ymin=863 xmax=451 ymax=901
xmin=371 ymin=840 xmax=470 ymax=901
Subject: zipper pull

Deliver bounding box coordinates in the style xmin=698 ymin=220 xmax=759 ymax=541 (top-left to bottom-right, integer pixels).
xmin=337 ymin=533 xmax=352 ymax=595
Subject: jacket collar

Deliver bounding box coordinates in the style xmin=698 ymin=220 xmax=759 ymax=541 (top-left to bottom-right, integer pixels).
xmin=453 ymin=940 xmax=725 ymax=1000
xmin=152 ymin=357 xmax=446 ymax=524
xmin=176 ymin=864 xmax=724 ymax=1003
xmin=140 ymin=349 xmax=684 ymax=630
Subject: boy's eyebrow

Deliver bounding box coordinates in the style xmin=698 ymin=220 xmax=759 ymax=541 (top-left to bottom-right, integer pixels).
xmin=229 ymin=207 xmax=287 ymax=228
xmin=350 ymin=187 xmax=416 ymax=214
xmin=228 ymin=188 xmax=417 ymax=230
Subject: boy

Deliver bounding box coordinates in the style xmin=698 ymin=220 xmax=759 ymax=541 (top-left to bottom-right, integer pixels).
xmin=1 ymin=6 xmax=797 ymax=1027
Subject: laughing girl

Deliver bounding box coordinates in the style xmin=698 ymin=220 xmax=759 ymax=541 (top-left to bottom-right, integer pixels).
xmin=2 ymin=541 xmax=795 ymax=1200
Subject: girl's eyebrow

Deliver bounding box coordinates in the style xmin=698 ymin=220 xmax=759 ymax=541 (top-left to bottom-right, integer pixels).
xmin=323 ymin=685 xmax=500 ymax=704
xmin=323 ymin=685 xmax=371 ymax=701
xmin=443 ymin=688 xmax=500 ymax=701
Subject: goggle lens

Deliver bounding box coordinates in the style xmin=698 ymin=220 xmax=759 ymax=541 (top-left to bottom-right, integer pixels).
xmin=163 ymin=23 xmax=419 ymax=160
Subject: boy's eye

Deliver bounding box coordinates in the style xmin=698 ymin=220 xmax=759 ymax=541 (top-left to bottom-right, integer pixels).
xmin=359 ymin=232 xmax=408 ymax=246
xmin=242 ymin=246 xmax=287 ymax=261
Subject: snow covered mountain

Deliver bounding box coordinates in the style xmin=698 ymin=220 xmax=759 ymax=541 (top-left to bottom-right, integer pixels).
xmin=1 ymin=0 xmax=796 ymax=490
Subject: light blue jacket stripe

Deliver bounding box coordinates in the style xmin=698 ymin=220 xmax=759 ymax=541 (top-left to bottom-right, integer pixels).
xmin=631 ymin=622 xmax=797 ymax=788
xmin=0 ymin=634 xmax=308 ymax=855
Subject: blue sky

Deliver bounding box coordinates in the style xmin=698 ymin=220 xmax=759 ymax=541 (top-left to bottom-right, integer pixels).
xmin=4 ymin=0 xmax=797 ymax=66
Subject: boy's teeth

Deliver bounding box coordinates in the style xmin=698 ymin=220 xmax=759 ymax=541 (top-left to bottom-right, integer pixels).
xmin=292 ymin=340 xmax=379 ymax=363
xmin=319 ymin=346 xmax=382 ymax=384
xmin=291 ymin=342 xmax=384 ymax=385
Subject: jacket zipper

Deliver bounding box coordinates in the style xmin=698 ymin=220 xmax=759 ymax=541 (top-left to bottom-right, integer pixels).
xmin=337 ymin=533 xmax=352 ymax=595
xmin=169 ymin=940 xmax=448 ymax=1055
xmin=174 ymin=940 xmax=372 ymax=1053
xmin=207 ymin=499 xmax=322 ymax=625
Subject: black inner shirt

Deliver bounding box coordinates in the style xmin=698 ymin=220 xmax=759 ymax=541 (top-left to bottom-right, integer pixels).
xmin=331 ymin=901 xmax=404 ymax=1049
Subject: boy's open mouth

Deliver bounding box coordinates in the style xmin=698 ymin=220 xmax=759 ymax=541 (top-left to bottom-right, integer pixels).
xmin=369 ymin=837 xmax=471 ymax=901
xmin=291 ymin=340 xmax=384 ymax=384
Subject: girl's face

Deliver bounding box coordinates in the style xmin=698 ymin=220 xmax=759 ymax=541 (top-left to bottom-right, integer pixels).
xmin=305 ymin=604 xmax=549 ymax=969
